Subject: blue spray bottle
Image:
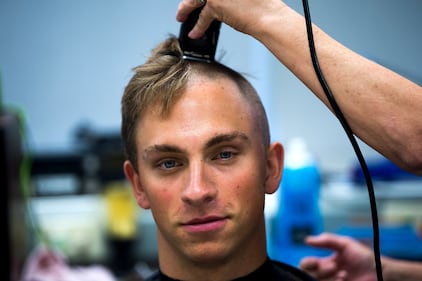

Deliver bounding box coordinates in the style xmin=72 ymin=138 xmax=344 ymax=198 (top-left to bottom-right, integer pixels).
xmin=270 ymin=137 xmax=323 ymax=266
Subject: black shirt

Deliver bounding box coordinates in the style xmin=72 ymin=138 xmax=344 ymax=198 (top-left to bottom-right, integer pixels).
xmin=144 ymin=258 xmax=316 ymax=281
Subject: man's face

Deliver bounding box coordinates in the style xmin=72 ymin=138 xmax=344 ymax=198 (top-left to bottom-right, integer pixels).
xmin=125 ymin=75 xmax=282 ymax=265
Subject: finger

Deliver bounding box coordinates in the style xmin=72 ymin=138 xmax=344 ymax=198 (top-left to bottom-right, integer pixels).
xmin=299 ymin=257 xmax=319 ymax=271
xmin=176 ymin=0 xmax=203 ymax=22
xmin=314 ymin=261 xmax=339 ymax=280
xmin=188 ymin=6 xmax=215 ymax=39
xmin=304 ymin=233 xmax=349 ymax=251
xmin=300 ymin=256 xmax=340 ymax=280
xmin=336 ymin=270 xmax=347 ymax=280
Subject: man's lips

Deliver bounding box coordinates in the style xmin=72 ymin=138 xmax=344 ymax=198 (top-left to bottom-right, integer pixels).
xmin=181 ymin=216 xmax=228 ymax=233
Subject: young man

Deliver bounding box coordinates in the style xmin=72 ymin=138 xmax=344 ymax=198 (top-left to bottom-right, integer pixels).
xmin=121 ymin=36 xmax=316 ymax=280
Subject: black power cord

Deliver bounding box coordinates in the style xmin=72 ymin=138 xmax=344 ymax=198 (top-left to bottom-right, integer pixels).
xmin=301 ymin=1 xmax=384 ymax=281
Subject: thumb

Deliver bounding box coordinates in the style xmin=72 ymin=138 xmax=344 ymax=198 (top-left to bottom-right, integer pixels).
xmin=305 ymin=233 xmax=348 ymax=252
xmin=299 ymin=256 xmax=320 ymax=271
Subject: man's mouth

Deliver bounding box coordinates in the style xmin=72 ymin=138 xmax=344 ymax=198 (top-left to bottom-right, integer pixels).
xmin=182 ymin=216 xmax=228 ymax=233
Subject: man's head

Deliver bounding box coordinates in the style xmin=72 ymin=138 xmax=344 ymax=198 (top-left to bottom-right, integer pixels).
xmin=121 ymin=36 xmax=270 ymax=171
xmin=121 ymin=36 xmax=283 ymax=279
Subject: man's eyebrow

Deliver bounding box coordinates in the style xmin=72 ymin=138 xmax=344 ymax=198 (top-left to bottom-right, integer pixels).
xmin=141 ymin=132 xmax=249 ymax=159
xmin=142 ymin=144 xmax=185 ymax=160
xmin=205 ymin=131 xmax=250 ymax=148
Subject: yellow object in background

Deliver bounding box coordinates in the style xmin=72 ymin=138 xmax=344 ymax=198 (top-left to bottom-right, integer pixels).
xmin=104 ymin=183 xmax=138 ymax=239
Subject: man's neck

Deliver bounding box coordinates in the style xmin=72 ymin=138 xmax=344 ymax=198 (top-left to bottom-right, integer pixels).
xmin=157 ymin=230 xmax=268 ymax=281
xmin=159 ymin=254 xmax=268 ymax=281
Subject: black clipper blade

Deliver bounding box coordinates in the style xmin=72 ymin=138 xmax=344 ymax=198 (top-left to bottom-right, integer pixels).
xmin=179 ymin=7 xmax=221 ymax=63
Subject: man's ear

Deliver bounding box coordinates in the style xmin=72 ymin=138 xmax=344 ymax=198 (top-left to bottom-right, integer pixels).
xmin=265 ymin=142 xmax=284 ymax=194
xmin=123 ymin=160 xmax=151 ymax=209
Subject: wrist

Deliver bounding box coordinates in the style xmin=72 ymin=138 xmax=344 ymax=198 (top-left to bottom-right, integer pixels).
xmin=381 ymin=256 xmax=407 ymax=281
xmin=249 ymin=2 xmax=291 ymax=40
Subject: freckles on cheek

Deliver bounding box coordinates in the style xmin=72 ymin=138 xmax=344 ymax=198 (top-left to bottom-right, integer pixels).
xmin=234 ymin=184 xmax=248 ymax=202
xmin=159 ymin=187 xmax=173 ymax=200
xmin=231 ymin=184 xmax=251 ymax=205
xmin=148 ymin=187 xmax=173 ymax=206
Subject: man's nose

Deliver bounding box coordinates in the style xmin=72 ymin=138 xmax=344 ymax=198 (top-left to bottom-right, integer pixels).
xmin=181 ymin=161 xmax=217 ymax=206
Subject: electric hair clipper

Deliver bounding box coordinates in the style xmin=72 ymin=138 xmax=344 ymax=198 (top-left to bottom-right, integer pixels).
xmin=179 ymin=7 xmax=221 ymax=63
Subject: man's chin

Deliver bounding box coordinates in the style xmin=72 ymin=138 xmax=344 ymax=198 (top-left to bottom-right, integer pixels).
xmin=186 ymin=245 xmax=231 ymax=266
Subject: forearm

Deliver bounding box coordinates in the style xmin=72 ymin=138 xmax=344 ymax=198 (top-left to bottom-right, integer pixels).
xmin=383 ymin=257 xmax=422 ymax=281
xmin=252 ymin=4 xmax=422 ymax=175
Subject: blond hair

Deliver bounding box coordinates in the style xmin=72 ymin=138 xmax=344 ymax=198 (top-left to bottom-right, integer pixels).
xmin=121 ymin=36 xmax=270 ymax=170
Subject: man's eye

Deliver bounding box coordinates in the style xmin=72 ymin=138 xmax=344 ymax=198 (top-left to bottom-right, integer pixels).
xmin=215 ymin=151 xmax=235 ymax=160
xmin=158 ymin=160 xmax=179 ymax=169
